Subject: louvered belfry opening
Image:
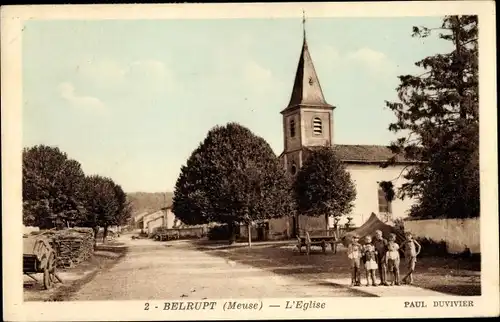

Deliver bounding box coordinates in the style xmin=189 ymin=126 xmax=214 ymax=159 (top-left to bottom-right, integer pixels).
xmin=313 ymin=117 xmax=322 ymax=135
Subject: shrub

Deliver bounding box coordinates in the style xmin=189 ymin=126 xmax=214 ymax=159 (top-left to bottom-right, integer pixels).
xmin=412 ymin=237 xmax=448 ymax=257
xmin=207 ymin=225 xmax=232 ymax=241
xmin=393 ymin=218 xmax=405 ymax=232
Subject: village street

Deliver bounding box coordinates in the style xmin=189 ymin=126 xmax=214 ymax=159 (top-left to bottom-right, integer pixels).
xmin=68 ymin=235 xmax=453 ymax=301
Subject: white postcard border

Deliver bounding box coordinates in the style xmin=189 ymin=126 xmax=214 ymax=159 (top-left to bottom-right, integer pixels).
xmin=1 ymin=1 xmax=498 ymax=321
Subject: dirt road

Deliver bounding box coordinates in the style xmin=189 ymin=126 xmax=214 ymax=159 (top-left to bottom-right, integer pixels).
xmin=70 ymin=237 xmax=368 ymax=301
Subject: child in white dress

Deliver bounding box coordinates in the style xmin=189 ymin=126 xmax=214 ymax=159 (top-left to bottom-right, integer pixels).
xmin=363 ymin=236 xmax=378 ymax=286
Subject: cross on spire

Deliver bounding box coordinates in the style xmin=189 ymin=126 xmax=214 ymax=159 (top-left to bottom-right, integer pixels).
xmin=302 ymin=10 xmax=306 ymax=41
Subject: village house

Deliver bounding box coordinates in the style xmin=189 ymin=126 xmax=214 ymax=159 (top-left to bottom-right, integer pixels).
xmin=133 ymin=206 xmax=180 ymax=235
xmin=240 ymin=21 xmax=420 ymax=241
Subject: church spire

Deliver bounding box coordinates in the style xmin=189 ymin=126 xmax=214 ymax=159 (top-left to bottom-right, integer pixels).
xmin=281 ymin=11 xmax=334 ymax=114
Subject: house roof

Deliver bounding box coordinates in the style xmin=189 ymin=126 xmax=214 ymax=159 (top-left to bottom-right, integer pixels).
xmin=281 ymin=32 xmax=334 ymax=114
xmin=133 ymin=211 xmax=149 ymax=222
xmin=134 ymin=206 xmax=172 ymax=222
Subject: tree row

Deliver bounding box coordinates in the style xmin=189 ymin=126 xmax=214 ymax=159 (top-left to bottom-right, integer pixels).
xmin=23 ymin=145 xmax=131 ymax=241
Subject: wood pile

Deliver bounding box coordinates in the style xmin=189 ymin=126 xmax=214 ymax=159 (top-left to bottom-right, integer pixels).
xmin=33 ymin=227 xmax=95 ymax=268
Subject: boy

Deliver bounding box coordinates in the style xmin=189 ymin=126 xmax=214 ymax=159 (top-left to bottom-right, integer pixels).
xmin=372 ymin=229 xmax=389 ymax=286
xmin=347 ymin=234 xmax=362 ymax=286
xmin=385 ymin=233 xmax=401 ymax=286
xmin=401 ymin=232 xmax=422 ymax=285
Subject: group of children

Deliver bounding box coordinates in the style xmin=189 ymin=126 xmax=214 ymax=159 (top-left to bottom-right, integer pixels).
xmin=347 ymin=230 xmax=422 ymax=287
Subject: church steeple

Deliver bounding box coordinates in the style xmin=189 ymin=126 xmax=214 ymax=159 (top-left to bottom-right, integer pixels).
xmin=280 ymin=12 xmax=336 ymax=173
xmin=281 ymin=12 xmax=334 ymax=114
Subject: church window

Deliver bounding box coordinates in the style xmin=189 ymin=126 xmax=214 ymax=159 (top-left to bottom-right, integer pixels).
xmin=378 ymin=187 xmax=393 ymax=214
xmin=313 ymin=117 xmax=322 ymax=135
xmin=290 ymin=162 xmax=297 ymax=175
xmin=290 ymin=119 xmax=296 ymax=138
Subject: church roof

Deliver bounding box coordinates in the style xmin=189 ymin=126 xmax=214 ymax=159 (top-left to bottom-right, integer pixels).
xmin=279 ymin=145 xmax=420 ymax=165
xmin=281 ymin=33 xmax=334 ymax=114
xmin=331 ymin=145 xmax=419 ymax=164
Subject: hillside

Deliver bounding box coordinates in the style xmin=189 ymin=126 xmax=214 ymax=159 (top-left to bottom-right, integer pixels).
xmin=127 ymin=192 xmax=174 ymax=217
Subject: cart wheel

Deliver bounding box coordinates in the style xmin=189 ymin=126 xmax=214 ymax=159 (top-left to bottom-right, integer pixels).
xmin=43 ymin=253 xmax=56 ymax=289
xmin=48 ymin=252 xmax=57 ymax=283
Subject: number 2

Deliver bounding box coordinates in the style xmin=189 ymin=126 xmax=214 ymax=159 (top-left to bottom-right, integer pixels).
xmin=144 ymin=302 xmax=149 ymax=310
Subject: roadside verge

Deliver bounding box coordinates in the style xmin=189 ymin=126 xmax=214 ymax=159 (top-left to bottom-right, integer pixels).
xmin=23 ymin=243 xmax=128 ymax=302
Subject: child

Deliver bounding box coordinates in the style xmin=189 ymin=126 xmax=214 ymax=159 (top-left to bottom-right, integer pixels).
xmin=373 ymin=229 xmax=389 ymax=286
xmin=347 ymin=234 xmax=362 ymax=286
xmin=363 ymin=236 xmax=378 ymax=286
xmin=401 ymin=232 xmax=422 ymax=285
xmin=385 ymin=233 xmax=401 ymax=286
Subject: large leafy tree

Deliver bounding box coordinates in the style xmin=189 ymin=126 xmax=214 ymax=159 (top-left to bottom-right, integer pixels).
xmin=102 ymin=182 xmax=130 ymax=241
xmin=385 ymin=15 xmax=479 ymax=219
xmin=23 ymin=145 xmax=86 ymax=228
xmin=294 ymin=147 xmax=357 ymax=229
xmin=80 ymin=175 xmax=124 ymax=243
xmin=115 ymin=199 xmax=133 ymax=229
xmin=173 ymin=123 xmax=295 ymax=245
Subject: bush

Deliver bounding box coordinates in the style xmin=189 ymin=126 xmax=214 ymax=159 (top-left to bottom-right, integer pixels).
xmin=393 ymin=218 xmax=405 ymax=232
xmin=412 ymin=237 xmax=448 ymax=257
xmin=207 ymin=225 xmax=233 ymax=241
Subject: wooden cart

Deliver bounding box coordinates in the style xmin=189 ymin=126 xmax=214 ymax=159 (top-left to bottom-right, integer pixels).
xmin=23 ymin=234 xmax=61 ymax=290
xmin=297 ymin=229 xmax=340 ymax=255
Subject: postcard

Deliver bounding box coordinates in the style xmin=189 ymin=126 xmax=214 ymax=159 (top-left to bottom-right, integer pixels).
xmin=1 ymin=1 xmax=498 ymax=321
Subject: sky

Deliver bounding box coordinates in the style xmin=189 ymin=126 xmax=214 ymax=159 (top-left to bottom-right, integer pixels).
xmin=22 ymin=16 xmax=453 ymax=193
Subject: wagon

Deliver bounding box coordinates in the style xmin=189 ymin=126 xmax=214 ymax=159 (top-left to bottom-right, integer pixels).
xmin=296 ymin=229 xmax=340 ymax=255
xmin=23 ymin=234 xmax=61 ymax=290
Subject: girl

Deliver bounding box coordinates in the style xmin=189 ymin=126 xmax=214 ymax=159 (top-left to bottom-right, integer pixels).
xmin=363 ymin=236 xmax=378 ymax=286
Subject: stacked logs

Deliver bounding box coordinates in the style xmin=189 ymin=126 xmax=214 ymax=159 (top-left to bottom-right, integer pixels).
xmin=33 ymin=228 xmax=95 ymax=268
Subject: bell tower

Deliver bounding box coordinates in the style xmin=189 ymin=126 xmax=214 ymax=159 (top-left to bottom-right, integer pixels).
xmin=281 ymin=12 xmax=336 ymax=176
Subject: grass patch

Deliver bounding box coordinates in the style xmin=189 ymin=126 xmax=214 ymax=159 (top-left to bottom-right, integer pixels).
xmin=199 ymin=243 xmax=480 ymax=296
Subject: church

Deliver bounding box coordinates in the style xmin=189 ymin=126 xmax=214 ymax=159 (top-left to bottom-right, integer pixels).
xmin=260 ymin=19 xmax=420 ymax=240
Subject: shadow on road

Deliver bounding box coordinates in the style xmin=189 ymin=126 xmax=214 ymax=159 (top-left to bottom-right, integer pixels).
xmin=192 ymin=243 xmax=375 ymax=295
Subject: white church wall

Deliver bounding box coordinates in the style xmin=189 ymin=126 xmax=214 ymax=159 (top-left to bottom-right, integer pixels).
xmin=343 ymin=163 xmax=416 ymax=227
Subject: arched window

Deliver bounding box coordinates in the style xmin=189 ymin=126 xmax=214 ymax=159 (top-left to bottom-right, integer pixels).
xmin=289 ymin=119 xmax=296 ymax=138
xmin=290 ymin=162 xmax=297 ymax=175
xmin=313 ymin=117 xmax=322 ymax=135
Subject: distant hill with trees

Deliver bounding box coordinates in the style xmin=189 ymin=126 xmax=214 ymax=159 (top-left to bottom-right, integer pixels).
xmin=126 ymin=192 xmax=173 ymax=217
